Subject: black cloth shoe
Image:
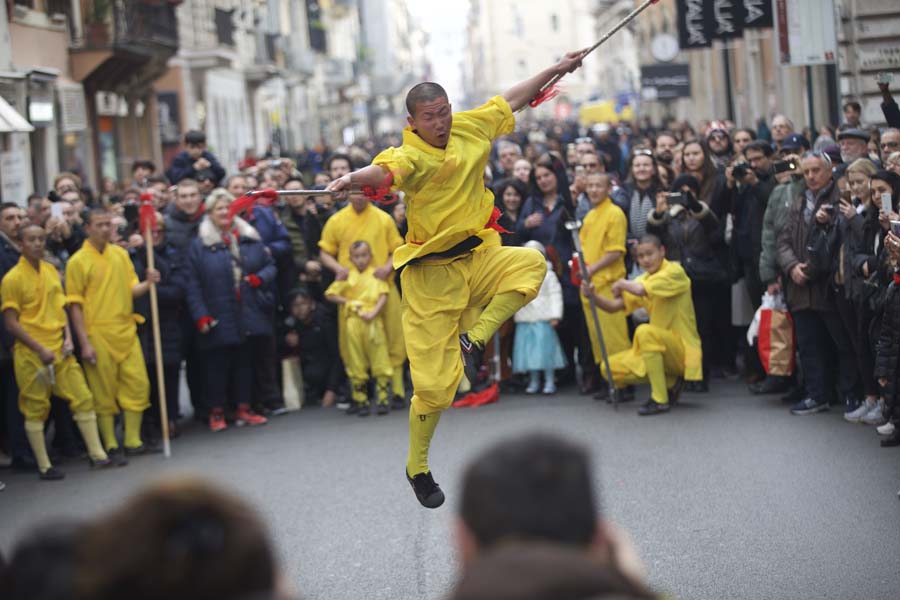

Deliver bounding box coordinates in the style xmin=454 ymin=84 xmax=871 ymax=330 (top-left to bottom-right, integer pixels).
xmin=668 ymin=378 xmax=684 ymax=405
xmin=391 ymin=395 xmax=406 ymax=410
xmin=106 ymin=447 xmax=129 ymax=467
xmin=749 ymin=376 xmax=791 ymax=395
xmin=881 ymin=430 xmax=900 ymax=448
xmin=637 ymin=399 xmax=670 ymax=416
xmin=406 ymin=470 xmax=445 ymax=508
xmin=89 ymin=456 xmax=114 ymax=469
xmin=124 ymin=443 xmax=163 ymax=457
xmin=376 ymin=403 xmax=389 ymax=416
xmin=357 ymin=403 xmax=371 ymax=417
xmin=39 ymin=466 xmax=65 ymax=481
xmin=459 ymin=333 xmax=483 ymax=385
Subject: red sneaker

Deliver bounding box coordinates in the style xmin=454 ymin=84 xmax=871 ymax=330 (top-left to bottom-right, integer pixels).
xmin=209 ymin=409 xmax=227 ymax=433
xmin=235 ymin=404 xmax=267 ymax=427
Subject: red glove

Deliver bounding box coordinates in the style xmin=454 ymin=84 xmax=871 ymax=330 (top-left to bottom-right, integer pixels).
xmin=245 ymin=274 xmax=262 ymax=288
xmin=196 ymin=316 xmax=214 ymax=332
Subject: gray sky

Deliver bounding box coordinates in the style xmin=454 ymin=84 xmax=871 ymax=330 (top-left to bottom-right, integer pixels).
xmin=406 ymin=0 xmax=468 ymax=100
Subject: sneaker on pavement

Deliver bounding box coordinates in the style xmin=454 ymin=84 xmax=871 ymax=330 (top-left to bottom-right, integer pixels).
xmin=235 ymin=404 xmax=268 ymax=427
xmin=106 ymin=447 xmax=129 ymax=467
xmin=876 ymin=422 xmax=895 ymax=436
xmin=357 ymin=402 xmax=371 ymax=417
xmin=844 ymin=399 xmax=874 ymax=423
xmin=542 ymin=383 xmax=557 ymax=395
xmin=336 ymin=399 xmax=351 ymax=410
xmin=39 ymin=466 xmax=65 ymax=481
xmin=861 ymin=400 xmax=886 ymax=426
xmin=790 ymin=397 xmax=829 ymax=415
xmin=376 ymin=403 xmax=389 ymax=416
xmin=459 ymin=333 xmax=484 ymax=385
xmin=525 ymin=382 xmax=540 ymax=394
xmin=637 ymin=399 xmax=670 ymax=416
xmin=209 ymin=409 xmax=227 ymax=433
xmin=406 ymin=470 xmax=445 ymax=508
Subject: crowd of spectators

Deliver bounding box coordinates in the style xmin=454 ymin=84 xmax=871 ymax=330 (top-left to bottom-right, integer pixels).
xmin=2 ymin=80 xmax=900 ymax=491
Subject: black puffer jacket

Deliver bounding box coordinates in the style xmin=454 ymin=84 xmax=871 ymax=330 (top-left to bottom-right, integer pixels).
xmin=874 ymin=275 xmax=900 ymax=414
xmin=132 ymin=242 xmax=186 ymax=365
xmin=647 ymin=202 xmax=728 ymax=283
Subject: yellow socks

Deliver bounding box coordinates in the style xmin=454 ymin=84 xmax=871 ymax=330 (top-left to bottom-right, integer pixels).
xmin=97 ymin=413 xmax=117 ymax=451
xmin=392 ymin=367 xmax=405 ymax=399
xmin=407 ymin=406 xmax=441 ymax=477
xmin=73 ymin=411 xmax=109 ymax=461
xmin=123 ymin=410 xmax=143 ymax=449
xmin=466 ymin=291 xmax=526 ymax=348
xmin=642 ymin=351 xmax=668 ymax=404
xmin=24 ymin=420 xmax=52 ymax=473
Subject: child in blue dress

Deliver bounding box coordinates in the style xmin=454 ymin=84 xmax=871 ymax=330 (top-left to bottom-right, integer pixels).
xmin=512 ymin=241 xmax=567 ymax=394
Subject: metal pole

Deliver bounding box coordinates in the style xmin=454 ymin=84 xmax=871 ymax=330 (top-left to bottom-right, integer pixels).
xmin=805 ymin=65 xmax=816 ymax=135
xmin=565 ymin=220 xmax=618 ymax=409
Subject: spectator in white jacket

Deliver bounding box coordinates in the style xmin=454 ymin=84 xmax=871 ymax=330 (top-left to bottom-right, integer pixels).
xmin=512 ymin=241 xmax=567 ymax=394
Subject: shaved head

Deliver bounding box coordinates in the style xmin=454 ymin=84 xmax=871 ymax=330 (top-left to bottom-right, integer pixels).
xmin=406 ymin=82 xmax=448 ymax=117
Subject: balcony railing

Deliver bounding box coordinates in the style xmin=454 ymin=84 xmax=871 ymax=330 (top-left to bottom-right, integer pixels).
xmin=77 ymin=0 xmax=178 ymax=50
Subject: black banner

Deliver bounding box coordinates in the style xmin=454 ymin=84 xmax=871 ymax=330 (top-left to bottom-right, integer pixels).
xmin=743 ymin=0 xmax=774 ymax=29
xmin=641 ymin=64 xmax=692 ymax=100
xmin=676 ymin=0 xmax=713 ymax=49
xmin=306 ymin=0 xmax=327 ymax=53
xmin=712 ymin=0 xmax=744 ymax=40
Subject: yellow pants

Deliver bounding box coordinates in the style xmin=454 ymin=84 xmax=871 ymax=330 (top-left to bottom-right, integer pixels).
xmin=601 ymin=324 xmax=685 ymax=404
xmin=384 ymin=283 xmax=406 ymax=367
xmin=13 ymin=346 xmax=94 ymax=421
xmin=401 ymin=244 xmax=545 ymax=416
xmin=82 ymin=335 xmax=150 ymax=415
xmin=344 ymin=315 xmax=393 ymax=382
xmin=580 ymin=283 xmax=631 ymax=364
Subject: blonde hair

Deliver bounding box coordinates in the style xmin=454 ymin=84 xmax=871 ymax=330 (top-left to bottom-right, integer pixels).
xmin=205 ymin=187 xmax=235 ymax=211
xmin=845 ymin=157 xmax=877 ymax=177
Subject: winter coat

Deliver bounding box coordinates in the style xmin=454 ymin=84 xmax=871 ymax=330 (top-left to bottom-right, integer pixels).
xmin=185 ymin=216 xmax=277 ymax=350
xmin=515 ymin=262 xmax=563 ymax=323
xmin=758 ymin=176 xmax=804 ymax=284
xmin=131 ymin=242 xmax=186 ymax=365
xmin=280 ymin=205 xmax=322 ymax=274
xmin=517 ymin=195 xmax=578 ymax=305
xmin=646 ymin=202 xmax=727 ymax=283
xmin=874 ymin=277 xmax=900 ymax=410
xmin=164 ymin=207 xmax=204 ymax=253
xmin=244 ymin=205 xmax=291 ymax=260
xmin=612 ymin=182 xmax=659 ymax=241
xmin=279 ymin=305 xmax=341 ymax=392
xmin=731 ymin=173 xmax=777 ymax=264
xmin=165 ymin=150 xmax=226 ymax=186
xmin=776 ymin=182 xmax=839 ymax=312
xmin=0 ymin=232 xmax=21 ymax=359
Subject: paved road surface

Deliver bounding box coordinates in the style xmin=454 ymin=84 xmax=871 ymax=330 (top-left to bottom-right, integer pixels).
xmin=1 ymin=381 xmax=899 ymax=599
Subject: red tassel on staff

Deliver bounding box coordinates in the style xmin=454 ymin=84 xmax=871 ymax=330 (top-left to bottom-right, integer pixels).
xmin=363 ymin=171 xmax=395 ymax=204
xmin=139 ymin=192 xmax=157 ymax=234
xmin=528 ymin=83 xmax=563 ymax=108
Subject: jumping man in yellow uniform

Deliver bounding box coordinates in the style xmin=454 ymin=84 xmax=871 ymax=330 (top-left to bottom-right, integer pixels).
xmin=319 ymin=192 xmax=407 ymax=409
xmin=1 ymin=224 xmax=111 ymax=479
xmin=327 ymin=49 xmax=587 ymax=508
xmin=579 ymin=172 xmax=631 ymax=399
xmin=581 ymin=234 xmax=703 ymax=416
xmin=325 ymin=241 xmax=393 ymax=417
xmin=67 ymin=208 xmax=160 ymax=460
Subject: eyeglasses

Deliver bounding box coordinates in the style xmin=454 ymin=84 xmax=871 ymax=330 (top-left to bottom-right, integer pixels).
xmin=882 ymin=141 xmax=900 ymax=150
xmin=575 ymin=137 xmax=594 ymax=144
xmin=632 ymin=148 xmax=653 ymax=157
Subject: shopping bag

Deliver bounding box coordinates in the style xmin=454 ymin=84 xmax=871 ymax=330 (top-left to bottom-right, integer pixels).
xmin=757 ymin=308 xmax=795 ymax=377
xmin=281 ymin=357 xmax=304 ymax=411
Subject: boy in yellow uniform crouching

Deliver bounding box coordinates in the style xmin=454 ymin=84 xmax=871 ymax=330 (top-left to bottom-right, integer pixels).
xmin=325 ymin=241 xmax=393 ymax=417
xmin=581 ymin=234 xmax=702 ymax=416
xmin=66 ymin=208 xmax=159 ymax=460
xmin=1 ymin=224 xmax=111 ymax=479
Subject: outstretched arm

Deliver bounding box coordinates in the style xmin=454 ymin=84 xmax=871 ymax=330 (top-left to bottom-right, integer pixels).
xmin=325 ymin=165 xmax=389 ymax=202
xmin=503 ymin=50 xmax=586 ymax=112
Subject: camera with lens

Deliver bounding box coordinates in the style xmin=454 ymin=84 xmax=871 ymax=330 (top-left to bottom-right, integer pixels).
xmin=773 ymin=160 xmax=797 ymax=175
xmin=732 ymin=162 xmax=751 ymax=180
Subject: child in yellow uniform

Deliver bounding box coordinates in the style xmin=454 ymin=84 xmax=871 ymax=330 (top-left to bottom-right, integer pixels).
xmin=66 ymin=209 xmax=160 ymax=458
xmin=325 ymin=241 xmax=393 ymax=417
xmin=581 ymin=234 xmax=702 ymax=416
xmin=319 ymin=196 xmax=407 ymax=408
xmin=1 ymin=224 xmax=110 ymax=479
xmin=326 ymin=50 xmax=586 ymax=508
xmin=579 ymin=172 xmax=631 ymax=399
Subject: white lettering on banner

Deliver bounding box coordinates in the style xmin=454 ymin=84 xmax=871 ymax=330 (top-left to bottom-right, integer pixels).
xmin=686 ymin=0 xmax=708 ymax=46
xmin=744 ymin=0 xmax=765 ymax=24
xmin=714 ymin=0 xmax=737 ymax=35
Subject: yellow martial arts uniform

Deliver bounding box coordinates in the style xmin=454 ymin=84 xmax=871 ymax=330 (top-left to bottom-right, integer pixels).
xmin=373 ymin=95 xmax=546 ymax=477
xmin=0 ymin=257 xmax=107 ymax=471
xmin=319 ymin=203 xmax=406 ymax=394
xmin=602 ymin=259 xmax=703 ymax=404
xmin=579 ymin=197 xmax=631 ymax=361
xmin=66 ymin=241 xmax=149 ymax=450
xmin=325 ymin=267 xmax=393 ymax=405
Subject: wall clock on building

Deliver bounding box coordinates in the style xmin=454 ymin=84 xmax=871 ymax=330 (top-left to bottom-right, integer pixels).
xmin=651 ymin=34 xmax=679 ymax=63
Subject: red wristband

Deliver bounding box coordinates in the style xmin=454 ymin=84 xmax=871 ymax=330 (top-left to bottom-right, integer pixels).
xmin=196 ymin=316 xmax=214 ymax=331
xmin=246 ymin=274 xmax=262 ymax=288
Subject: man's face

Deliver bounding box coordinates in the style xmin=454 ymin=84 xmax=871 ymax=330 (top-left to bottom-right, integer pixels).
xmin=575 ymin=142 xmax=595 ymax=159
xmin=329 ymin=158 xmax=352 ymax=181
xmin=733 ymin=131 xmax=754 ymax=154
xmin=0 ymin=207 xmax=23 ymax=237
xmin=513 ymin=159 xmax=532 ymax=183
xmin=745 ymin=149 xmax=772 ymax=177
xmin=498 ymin=146 xmax=521 ymax=171
xmin=349 ymin=194 xmax=369 ymax=214
xmin=408 ymin=96 xmax=453 ymax=149
xmin=186 ymin=143 xmax=205 ymax=159
xmin=579 ymin=153 xmax=604 ymax=174
xmin=707 ymin=131 xmax=729 ymax=155
xmin=654 ymin=135 xmax=677 ymax=163
xmin=771 ymin=117 xmax=793 ymax=143
xmin=880 ymin=131 xmax=900 ymax=161
xmin=133 ymin=166 xmax=152 ymax=183
xmin=350 ymin=245 xmax=372 ymax=272
xmin=175 ymin=184 xmax=202 ymax=215
xmin=585 ymin=175 xmax=610 ymax=206
xmin=636 ymin=241 xmax=665 ymax=274
xmin=20 ymin=227 xmax=46 ymax=261
xmin=54 ymin=177 xmax=78 ymax=195
xmin=227 ymin=176 xmax=248 ymax=198
xmin=801 ymin=156 xmax=832 ymax=193
xmin=840 ymin=137 xmax=868 ymax=163
xmin=290 ymin=296 xmax=313 ymax=322
xmin=843 ymin=106 xmax=861 ymax=127
xmin=39 ymin=199 xmax=52 ymax=225
xmin=86 ymin=213 xmax=113 ymax=246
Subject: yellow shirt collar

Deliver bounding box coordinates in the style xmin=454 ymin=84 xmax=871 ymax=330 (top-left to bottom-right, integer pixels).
xmin=401 ymin=126 xmax=446 ymax=157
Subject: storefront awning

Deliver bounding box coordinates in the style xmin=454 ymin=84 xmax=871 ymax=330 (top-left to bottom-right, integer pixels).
xmin=0 ymin=95 xmax=34 ymax=133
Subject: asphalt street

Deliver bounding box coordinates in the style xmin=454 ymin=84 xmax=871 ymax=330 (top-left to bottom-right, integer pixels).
xmin=1 ymin=380 xmax=899 ymax=600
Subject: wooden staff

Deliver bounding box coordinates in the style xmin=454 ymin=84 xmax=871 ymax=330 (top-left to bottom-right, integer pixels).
xmin=139 ymin=195 xmax=171 ymax=458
